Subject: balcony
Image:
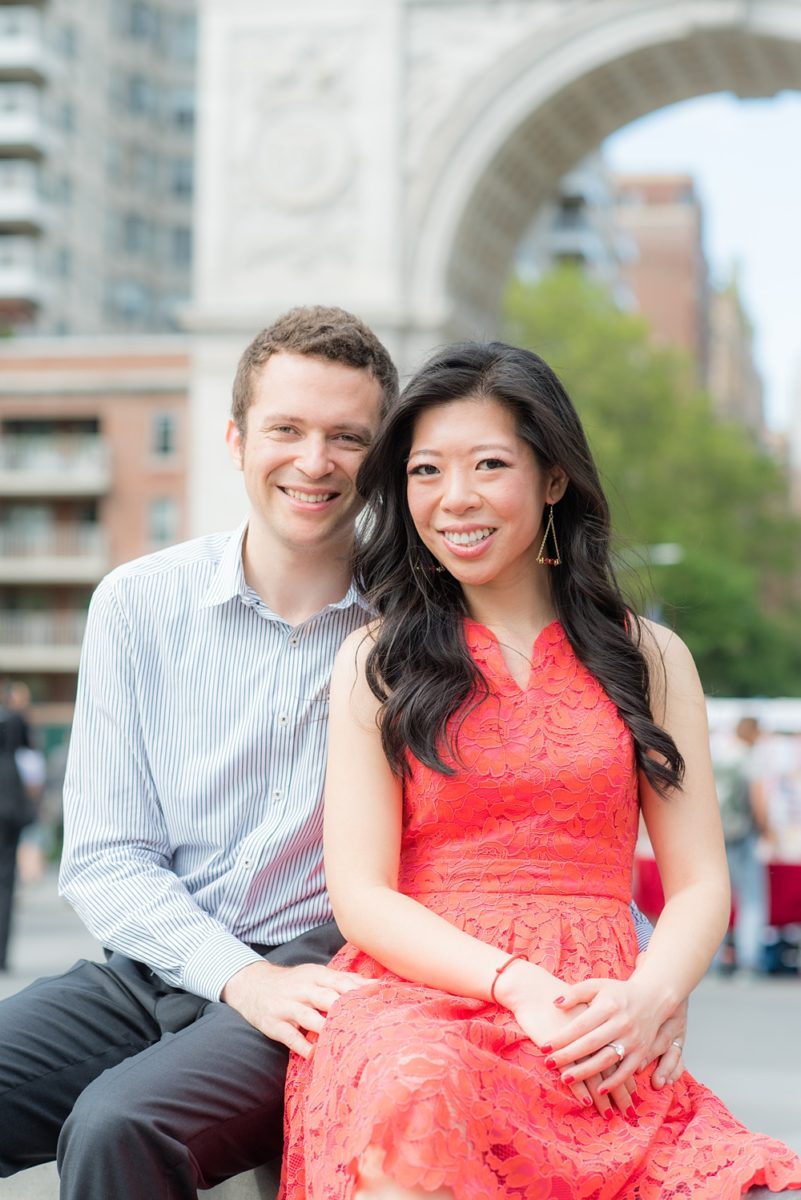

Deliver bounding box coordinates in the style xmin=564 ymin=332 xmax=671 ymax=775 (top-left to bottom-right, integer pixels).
xmin=0 ymin=20 xmax=53 ymax=83
xmin=0 ymin=609 xmax=86 ymax=673
xmin=0 ymin=183 xmax=51 ymax=232
xmin=0 ymin=525 xmax=108 ymax=583
xmin=0 ymin=437 xmax=112 ymax=497
xmin=0 ymin=108 xmax=52 ymax=156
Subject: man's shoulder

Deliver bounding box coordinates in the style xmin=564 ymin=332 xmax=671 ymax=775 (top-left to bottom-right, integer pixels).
xmin=97 ymin=529 xmax=239 ymax=609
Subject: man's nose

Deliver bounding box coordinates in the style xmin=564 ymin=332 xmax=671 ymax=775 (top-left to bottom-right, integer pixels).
xmin=296 ymin=437 xmax=333 ymax=478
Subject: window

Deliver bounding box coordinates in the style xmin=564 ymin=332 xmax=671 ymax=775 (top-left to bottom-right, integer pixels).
xmin=169 ymin=13 xmax=196 ymax=61
xmin=171 ymin=158 xmax=193 ymax=199
xmin=128 ymin=75 xmax=157 ymax=117
xmin=169 ymin=86 xmax=194 ymax=131
xmin=123 ymin=214 xmax=153 ymax=256
xmin=148 ymin=498 xmax=179 ymax=548
xmin=171 ymin=226 xmax=191 ymax=267
xmin=152 ymin=413 xmax=177 ymax=458
xmin=54 ymin=247 xmax=72 ymax=279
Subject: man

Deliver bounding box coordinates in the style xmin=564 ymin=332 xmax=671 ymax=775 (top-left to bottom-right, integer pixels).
xmin=0 ymin=307 xmax=684 ymax=1198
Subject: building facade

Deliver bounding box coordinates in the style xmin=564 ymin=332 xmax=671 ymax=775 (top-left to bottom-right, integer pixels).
xmin=0 ymin=0 xmax=196 ymax=336
xmin=0 ymin=338 xmax=189 ymax=735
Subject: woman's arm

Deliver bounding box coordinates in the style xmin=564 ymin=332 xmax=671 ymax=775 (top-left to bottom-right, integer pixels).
xmin=538 ymin=622 xmax=731 ymax=1090
xmin=324 ymin=629 xmax=632 ymax=1114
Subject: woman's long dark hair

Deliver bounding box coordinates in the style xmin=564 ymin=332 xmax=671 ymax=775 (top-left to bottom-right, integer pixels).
xmin=354 ymin=340 xmax=684 ymax=796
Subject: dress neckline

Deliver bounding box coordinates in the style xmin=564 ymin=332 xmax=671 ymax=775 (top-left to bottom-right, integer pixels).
xmin=463 ymin=617 xmax=563 ymax=694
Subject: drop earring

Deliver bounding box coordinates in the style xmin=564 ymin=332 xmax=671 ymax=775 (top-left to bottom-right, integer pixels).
xmin=536 ymin=504 xmax=561 ymax=566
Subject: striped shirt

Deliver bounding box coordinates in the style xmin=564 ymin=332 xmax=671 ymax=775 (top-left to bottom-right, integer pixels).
xmin=60 ymin=521 xmax=652 ymax=1002
xmin=59 ymin=521 xmax=370 ymax=1000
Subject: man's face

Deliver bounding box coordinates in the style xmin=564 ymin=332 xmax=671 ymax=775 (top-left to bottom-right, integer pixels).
xmin=226 ymin=351 xmax=383 ymax=555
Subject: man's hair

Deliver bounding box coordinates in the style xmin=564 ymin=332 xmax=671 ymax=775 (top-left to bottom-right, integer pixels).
xmin=231 ymin=305 xmax=399 ymax=436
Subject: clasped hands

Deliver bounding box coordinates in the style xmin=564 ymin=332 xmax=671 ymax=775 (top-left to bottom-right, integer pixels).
xmin=494 ymin=960 xmax=687 ymax=1120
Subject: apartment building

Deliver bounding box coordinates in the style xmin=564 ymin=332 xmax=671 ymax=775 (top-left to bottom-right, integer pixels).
xmin=0 ymin=0 xmax=196 ymax=336
xmin=0 ymin=338 xmax=189 ymax=738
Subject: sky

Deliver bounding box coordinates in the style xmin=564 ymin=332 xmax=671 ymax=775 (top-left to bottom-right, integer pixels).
xmin=604 ymin=91 xmax=801 ymax=432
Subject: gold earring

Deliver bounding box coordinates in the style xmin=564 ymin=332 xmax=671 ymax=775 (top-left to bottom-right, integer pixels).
xmin=536 ymin=504 xmax=561 ymax=566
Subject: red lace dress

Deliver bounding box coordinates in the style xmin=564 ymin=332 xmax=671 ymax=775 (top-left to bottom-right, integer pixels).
xmin=279 ymin=619 xmax=801 ymax=1199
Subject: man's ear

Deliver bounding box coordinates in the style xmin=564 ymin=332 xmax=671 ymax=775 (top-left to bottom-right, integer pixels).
xmin=546 ymin=467 xmax=568 ymax=504
xmin=225 ymin=418 xmax=244 ymax=470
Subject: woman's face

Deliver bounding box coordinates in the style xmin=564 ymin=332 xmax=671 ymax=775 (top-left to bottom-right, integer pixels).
xmin=405 ymin=395 xmax=566 ymax=592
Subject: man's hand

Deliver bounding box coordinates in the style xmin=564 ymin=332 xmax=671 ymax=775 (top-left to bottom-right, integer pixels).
xmin=221 ymin=960 xmax=368 ymax=1057
xmin=644 ymin=998 xmax=688 ymax=1089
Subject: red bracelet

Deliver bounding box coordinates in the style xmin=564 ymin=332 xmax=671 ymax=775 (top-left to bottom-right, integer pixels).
xmin=490 ymin=953 xmax=527 ymax=1003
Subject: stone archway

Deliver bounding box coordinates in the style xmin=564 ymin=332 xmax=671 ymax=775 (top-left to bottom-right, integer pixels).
xmin=190 ymin=0 xmax=801 ymax=532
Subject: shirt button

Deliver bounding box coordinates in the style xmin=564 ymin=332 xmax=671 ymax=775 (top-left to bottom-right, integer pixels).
xmin=243 ymin=858 xmax=252 ymax=868
xmin=288 ymin=635 xmax=299 ymax=646
xmin=278 ymin=713 xmax=288 ymax=726
xmin=272 ymin=789 xmax=282 ymax=801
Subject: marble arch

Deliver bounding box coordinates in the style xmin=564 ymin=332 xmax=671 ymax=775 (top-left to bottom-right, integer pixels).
xmin=190 ymin=0 xmax=801 ymax=532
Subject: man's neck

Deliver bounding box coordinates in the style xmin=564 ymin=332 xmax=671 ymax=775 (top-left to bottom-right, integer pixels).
xmin=241 ymin=524 xmax=354 ymax=626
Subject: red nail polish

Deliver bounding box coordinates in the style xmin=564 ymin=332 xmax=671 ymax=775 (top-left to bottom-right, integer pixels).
xmin=553 ymin=995 xmax=565 ymax=1006
xmin=540 ymin=1044 xmax=553 ymax=1054
xmin=626 ymin=1106 xmax=637 ymax=1119
xmin=562 ymin=1074 xmax=575 ymax=1085
xmin=603 ymin=1109 xmax=613 ymax=1120
xmin=582 ymin=1096 xmax=592 ymax=1107
xmin=544 ymin=1057 xmax=556 ymax=1070
xmin=597 ymin=1086 xmax=608 ymax=1096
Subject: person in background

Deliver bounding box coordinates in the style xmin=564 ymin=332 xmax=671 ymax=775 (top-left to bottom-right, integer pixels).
xmin=0 ymin=683 xmax=34 ymax=971
xmin=712 ymin=716 xmax=772 ymax=975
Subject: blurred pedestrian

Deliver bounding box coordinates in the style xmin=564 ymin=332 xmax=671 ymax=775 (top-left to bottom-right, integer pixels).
xmin=0 ymin=689 xmax=35 ymax=972
xmin=712 ymin=716 xmax=771 ymax=975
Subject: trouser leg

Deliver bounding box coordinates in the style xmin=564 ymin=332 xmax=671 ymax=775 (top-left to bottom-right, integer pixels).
xmin=0 ymin=824 xmax=20 ymax=969
xmin=58 ymin=920 xmax=344 ymax=1200
xmin=0 ymin=956 xmax=160 ymax=1173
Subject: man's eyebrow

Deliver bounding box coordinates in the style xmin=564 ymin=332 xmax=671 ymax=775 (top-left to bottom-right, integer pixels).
xmin=260 ymin=414 xmax=374 ymax=439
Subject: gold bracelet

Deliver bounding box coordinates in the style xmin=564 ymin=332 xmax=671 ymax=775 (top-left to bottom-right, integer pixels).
xmin=490 ymin=953 xmax=527 ymax=1003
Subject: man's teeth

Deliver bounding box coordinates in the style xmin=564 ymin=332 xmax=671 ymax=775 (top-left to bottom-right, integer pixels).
xmin=284 ymin=489 xmax=335 ymax=503
xmin=443 ymin=528 xmax=494 ymax=546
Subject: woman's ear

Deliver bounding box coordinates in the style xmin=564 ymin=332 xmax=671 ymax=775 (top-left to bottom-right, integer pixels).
xmin=546 ymin=467 xmax=569 ymax=504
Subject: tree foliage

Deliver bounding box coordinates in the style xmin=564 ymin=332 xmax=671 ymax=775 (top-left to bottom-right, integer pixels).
xmin=504 ymin=266 xmax=801 ymax=696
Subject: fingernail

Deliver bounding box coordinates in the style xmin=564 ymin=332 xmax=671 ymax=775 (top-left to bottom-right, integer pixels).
xmin=540 ymin=1043 xmax=553 ymax=1054
xmin=631 ymin=1094 xmax=642 ymax=1108
xmin=544 ymin=1057 xmax=556 ymax=1070
xmin=626 ymin=1106 xmax=637 ymax=1119
xmin=562 ymin=1073 xmax=575 ymax=1085
xmin=603 ymin=1109 xmax=613 ymax=1121
xmin=553 ymin=996 xmax=565 ymax=1006
xmin=582 ymin=1096 xmax=592 ymax=1107
xmin=597 ymin=1086 xmax=608 ymax=1096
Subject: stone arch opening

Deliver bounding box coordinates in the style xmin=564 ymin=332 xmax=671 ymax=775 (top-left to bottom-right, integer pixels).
xmin=409 ymin=2 xmax=801 ymax=341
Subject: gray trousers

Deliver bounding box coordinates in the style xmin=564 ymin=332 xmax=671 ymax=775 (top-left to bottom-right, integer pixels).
xmin=0 ymin=921 xmax=344 ymax=1199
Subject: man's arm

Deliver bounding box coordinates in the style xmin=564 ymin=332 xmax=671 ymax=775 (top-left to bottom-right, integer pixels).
xmin=59 ymin=578 xmax=264 ymax=1000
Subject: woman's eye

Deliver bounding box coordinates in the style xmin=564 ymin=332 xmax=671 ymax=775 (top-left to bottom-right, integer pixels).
xmin=479 ymin=458 xmax=507 ymax=470
xmin=408 ymin=463 xmax=438 ymax=476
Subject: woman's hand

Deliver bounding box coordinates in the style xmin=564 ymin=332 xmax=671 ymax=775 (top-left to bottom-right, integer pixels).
xmin=534 ymin=975 xmax=671 ymax=1094
xmin=495 ymin=962 xmax=638 ymax=1120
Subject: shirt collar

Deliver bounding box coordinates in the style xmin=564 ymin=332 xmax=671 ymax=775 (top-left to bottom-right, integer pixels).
xmin=199 ymin=519 xmax=249 ymax=610
xmin=198 ymin=519 xmax=370 ymax=617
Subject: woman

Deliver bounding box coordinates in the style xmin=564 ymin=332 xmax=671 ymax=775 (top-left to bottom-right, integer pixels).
xmin=279 ymin=342 xmax=801 ymax=1198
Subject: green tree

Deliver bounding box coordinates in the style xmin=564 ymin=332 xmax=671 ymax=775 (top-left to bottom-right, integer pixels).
xmin=504 ymin=266 xmax=801 ymax=696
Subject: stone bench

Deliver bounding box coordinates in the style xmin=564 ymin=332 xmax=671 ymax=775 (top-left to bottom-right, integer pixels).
xmin=2 ymin=1162 xmax=794 ymax=1198
xmin=1 ymin=1161 xmax=280 ymax=1198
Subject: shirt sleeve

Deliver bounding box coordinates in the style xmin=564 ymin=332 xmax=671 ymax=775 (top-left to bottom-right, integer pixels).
xmin=629 ymin=899 xmax=653 ymax=952
xmin=58 ymin=577 xmax=263 ymax=1000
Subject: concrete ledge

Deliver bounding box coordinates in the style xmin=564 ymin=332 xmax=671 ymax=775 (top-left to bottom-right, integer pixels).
xmin=1 ymin=1161 xmax=280 ymax=1198
xmin=2 ymin=1162 xmax=792 ymax=1198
